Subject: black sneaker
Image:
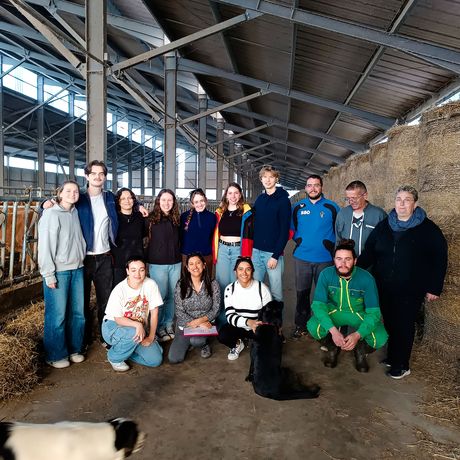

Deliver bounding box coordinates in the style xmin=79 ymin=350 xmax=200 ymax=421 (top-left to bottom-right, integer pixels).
xmin=291 ymin=326 xmax=307 ymax=339
xmin=379 ymin=358 xmax=391 ymax=368
xmin=386 ymin=367 xmax=411 ymax=379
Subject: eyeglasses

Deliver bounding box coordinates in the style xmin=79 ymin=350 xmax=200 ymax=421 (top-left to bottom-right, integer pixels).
xmin=395 ymin=198 xmax=415 ymax=205
xmin=344 ymin=193 xmax=366 ymax=203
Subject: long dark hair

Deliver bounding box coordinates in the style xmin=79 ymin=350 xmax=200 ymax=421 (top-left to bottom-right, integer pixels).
xmin=219 ymin=182 xmax=245 ymax=215
xmin=180 ymin=253 xmax=213 ymax=299
xmin=148 ymin=188 xmax=180 ymax=226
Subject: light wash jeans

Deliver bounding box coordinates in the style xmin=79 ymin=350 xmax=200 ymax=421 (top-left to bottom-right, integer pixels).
xmin=148 ymin=263 xmax=181 ymax=332
xmin=252 ymin=248 xmax=285 ymax=301
xmin=102 ymin=319 xmax=163 ymax=367
xmin=43 ymin=267 xmax=85 ymax=362
xmin=215 ymin=243 xmax=241 ymax=326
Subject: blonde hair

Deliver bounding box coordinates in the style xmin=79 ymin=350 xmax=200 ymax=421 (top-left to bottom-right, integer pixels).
xmin=259 ymin=164 xmax=280 ymax=181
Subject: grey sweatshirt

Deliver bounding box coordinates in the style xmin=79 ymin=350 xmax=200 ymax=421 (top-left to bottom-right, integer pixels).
xmin=38 ymin=204 xmax=86 ymax=285
xmin=335 ymin=202 xmax=387 ymax=255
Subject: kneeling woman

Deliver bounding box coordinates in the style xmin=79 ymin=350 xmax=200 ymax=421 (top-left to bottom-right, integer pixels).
xmin=102 ymin=258 xmax=163 ymax=372
xmin=168 ymin=253 xmax=220 ymax=363
xmin=218 ymin=257 xmax=272 ymax=360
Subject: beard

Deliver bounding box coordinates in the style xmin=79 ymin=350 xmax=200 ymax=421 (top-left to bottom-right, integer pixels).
xmin=335 ymin=267 xmax=353 ymax=278
xmin=308 ymin=192 xmax=322 ymax=201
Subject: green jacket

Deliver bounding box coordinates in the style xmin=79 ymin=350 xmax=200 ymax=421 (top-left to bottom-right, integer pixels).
xmin=311 ymin=266 xmax=382 ymax=338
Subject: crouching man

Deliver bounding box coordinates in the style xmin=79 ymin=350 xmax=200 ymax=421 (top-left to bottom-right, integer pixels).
xmin=307 ymin=240 xmax=387 ymax=372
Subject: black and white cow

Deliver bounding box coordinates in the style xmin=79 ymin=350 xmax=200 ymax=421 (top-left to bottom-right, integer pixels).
xmin=0 ymin=418 xmax=145 ymax=460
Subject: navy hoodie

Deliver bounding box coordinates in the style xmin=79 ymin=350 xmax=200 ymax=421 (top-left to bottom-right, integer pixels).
xmin=252 ymin=186 xmax=291 ymax=259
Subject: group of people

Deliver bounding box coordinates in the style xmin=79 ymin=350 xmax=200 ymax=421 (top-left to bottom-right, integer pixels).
xmin=37 ymin=161 xmax=448 ymax=381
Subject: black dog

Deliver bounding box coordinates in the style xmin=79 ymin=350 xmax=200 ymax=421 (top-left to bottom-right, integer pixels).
xmin=246 ymin=300 xmax=320 ymax=401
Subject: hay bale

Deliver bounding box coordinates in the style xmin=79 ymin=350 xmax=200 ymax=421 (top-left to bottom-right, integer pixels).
xmin=384 ymin=125 xmax=420 ymax=210
xmin=0 ymin=333 xmax=39 ymax=399
xmin=421 ymin=101 xmax=460 ymax=124
xmin=3 ymin=301 xmax=44 ymax=341
xmin=368 ymin=142 xmax=388 ymax=210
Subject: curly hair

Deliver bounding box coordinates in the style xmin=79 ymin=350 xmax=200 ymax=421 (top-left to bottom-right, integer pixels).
xmin=115 ymin=187 xmax=136 ymax=213
xmin=219 ymin=182 xmax=245 ymax=215
xmin=148 ymin=189 xmax=180 ymax=226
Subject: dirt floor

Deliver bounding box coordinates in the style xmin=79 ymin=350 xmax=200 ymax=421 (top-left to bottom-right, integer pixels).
xmin=1 ymin=244 xmax=459 ymax=460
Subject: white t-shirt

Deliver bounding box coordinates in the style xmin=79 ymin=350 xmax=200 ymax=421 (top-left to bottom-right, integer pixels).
xmin=104 ymin=278 xmax=163 ymax=324
xmin=87 ymin=193 xmax=110 ymax=255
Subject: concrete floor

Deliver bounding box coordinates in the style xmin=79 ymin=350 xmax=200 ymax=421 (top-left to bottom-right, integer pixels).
xmin=1 ymin=242 xmax=458 ymax=459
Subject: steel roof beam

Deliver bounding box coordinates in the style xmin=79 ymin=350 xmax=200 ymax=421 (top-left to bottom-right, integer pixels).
xmin=178 ymin=58 xmax=395 ymax=129
xmin=111 ymin=10 xmax=262 ymax=73
xmin=225 ymin=141 xmax=272 ymax=160
xmin=210 ymin=123 xmax=270 ymax=146
xmin=212 ymin=0 xmax=460 ymax=72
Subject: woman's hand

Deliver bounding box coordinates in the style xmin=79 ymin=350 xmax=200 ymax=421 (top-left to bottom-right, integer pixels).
xmin=132 ymin=322 xmax=145 ymax=343
xmin=187 ymin=317 xmax=209 ymax=328
xmin=140 ymin=335 xmax=155 ymax=347
xmin=246 ymin=319 xmax=263 ymax=332
xmin=47 ymin=282 xmax=57 ymax=289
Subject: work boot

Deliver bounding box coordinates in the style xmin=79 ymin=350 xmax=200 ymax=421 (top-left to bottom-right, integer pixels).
xmin=354 ymin=341 xmax=374 ymax=373
xmin=321 ymin=334 xmax=340 ymax=368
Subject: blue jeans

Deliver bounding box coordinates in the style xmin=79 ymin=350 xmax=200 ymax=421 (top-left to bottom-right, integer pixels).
xmin=252 ymin=248 xmax=284 ymax=301
xmin=148 ymin=263 xmax=181 ymax=331
xmin=215 ymin=243 xmax=241 ymax=326
xmin=43 ymin=267 xmax=85 ymax=362
xmin=102 ymin=320 xmax=163 ymax=367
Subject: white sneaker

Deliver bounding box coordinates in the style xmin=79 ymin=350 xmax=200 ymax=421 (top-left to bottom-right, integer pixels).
xmin=227 ymin=339 xmax=245 ymax=361
xmin=70 ymin=353 xmax=85 ymax=363
xmin=109 ymin=360 xmax=130 ymax=372
xmin=47 ymin=358 xmax=70 ymax=369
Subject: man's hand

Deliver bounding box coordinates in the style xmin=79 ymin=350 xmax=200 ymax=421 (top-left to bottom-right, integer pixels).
xmin=43 ymin=199 xmax=55 ymax=209
xmin=342 ymin=332 xmax=361 ymax=351
xmin=329 ymin=326 xmax=345 ymax=348
xmin=425 ymin=293 xmax=439 ymax=302
xmin=267 ymin=257 xmax=278 ymax=269
xmin=139 ymin=205 xmax=149 ymax=217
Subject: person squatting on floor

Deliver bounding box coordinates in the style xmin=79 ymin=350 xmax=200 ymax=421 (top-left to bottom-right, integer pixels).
xmin=168 ymin=253 xmax=220 ymax=363
xmin=358 ymin=185 xmax=447 ymax=379
xmin=307 ymin=239 xmax=388 ymax=373
xmin=218 ymin=257 xmax=272 ymax=361
xmin=38 ymin=180 xmax=87 ymax=369
xmin=102 ymin=258 xmax=163 ymax=372
xmin=290 ymin=174 xmax=340 ymax=339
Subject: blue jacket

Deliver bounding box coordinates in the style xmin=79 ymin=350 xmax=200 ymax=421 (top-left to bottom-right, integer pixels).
xmin=291 ymin=195 xmax=340 ymax=263
xmin=76 ymin=190 xmax=118 ymax=252
xmin=252 ymin=186 xmax=291 ymax=260
xmin=180 ymin=209 xmax=216 ymax=256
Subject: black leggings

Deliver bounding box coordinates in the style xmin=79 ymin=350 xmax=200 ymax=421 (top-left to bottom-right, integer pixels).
xmin=218 ymin=323 xmax=255 ymax=349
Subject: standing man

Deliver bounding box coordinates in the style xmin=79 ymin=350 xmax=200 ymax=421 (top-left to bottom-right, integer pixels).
xmin=335 ymin=181 xmax=387 ymax=256
xmin=77 ymin=160 xmax=118 ymax=344
xmin=251 ymin=165 xmax=291 ymax=302
xmin=291 ymin=175 xmax=340 ymax=338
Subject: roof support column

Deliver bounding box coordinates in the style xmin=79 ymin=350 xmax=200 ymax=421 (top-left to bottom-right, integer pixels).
xmin=37 ymin=75 xmax=45 ymax=190
xmin=140 ymin=131 xmax=145 ymax=195
xmin=85 ymin=0 xmax=107 ymax=163
xmin=198 ymin=93 xmax=207 ymax=190
xmin=0 ymin=55 xmax=4 ymax=193
xmin=127 ymin=123 xmax=133 ymax=189
xmin=164 ymin=52 xmax=177 ymax=191
xmin=228 ymin=141 xmax=235 ymax=183
xmin=216 ymin=118 xmax=224 ymax=200
xmin=68 ymin=91 xmax=75 ymax=180
xmin=111 ymin=114 xmax=118 ymax=194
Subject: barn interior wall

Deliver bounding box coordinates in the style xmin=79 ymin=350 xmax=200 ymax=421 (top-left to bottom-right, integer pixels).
xmin=323 ymin=102 xmax=460 ymax=361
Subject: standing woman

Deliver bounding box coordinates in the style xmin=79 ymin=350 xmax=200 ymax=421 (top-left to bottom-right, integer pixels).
xmin=168 ymin=253 xmax=220 ymax=364
xmin=146 ymin=189 xmax=181 ymax=342
xmin=180 ymin=188 xmax=216 ymax=275
xmin=213 ymin=182 xmax=251 ymax=303
xmin=38 ymin=180 xmax=86 ymax=368
xmin=111 ymin=187 xmax=146 ymax=286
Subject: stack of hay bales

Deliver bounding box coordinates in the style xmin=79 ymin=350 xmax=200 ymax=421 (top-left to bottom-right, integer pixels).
xmin=385 ymin=125 xmax=420 ymax=210
xmin=368 ymin=142 xmax=388 ymax=210
xmin=0 ymin=301 xmax=44 ymax=399
xmin=418 ymin=102 xmax=460 ymax=362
